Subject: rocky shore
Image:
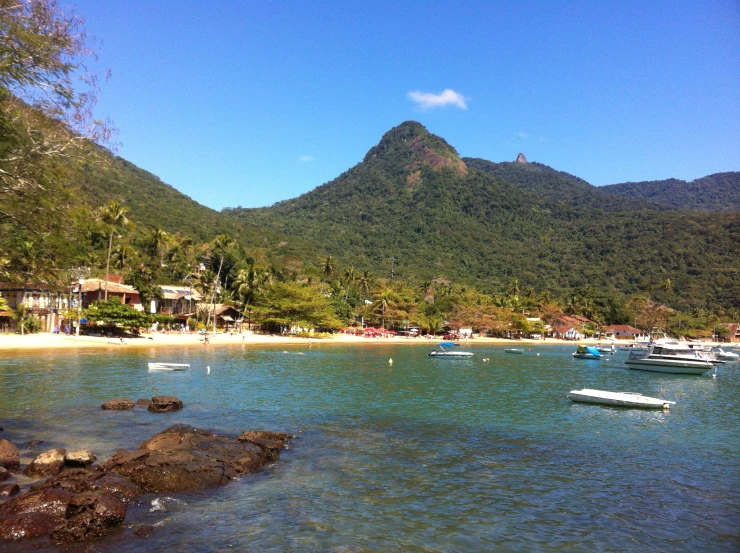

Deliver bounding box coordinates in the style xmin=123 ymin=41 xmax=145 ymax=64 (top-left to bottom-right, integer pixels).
xmin=0 ymin=397 xmax=292 ymax=546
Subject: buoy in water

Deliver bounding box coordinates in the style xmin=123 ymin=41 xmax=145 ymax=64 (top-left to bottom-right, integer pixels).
xmin=207 ymin=366 xmax=211 ymax=374
xmin=389 ymin=358 xmax=393 ymax=366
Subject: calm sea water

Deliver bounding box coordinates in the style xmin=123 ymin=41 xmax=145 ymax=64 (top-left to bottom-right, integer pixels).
xmin=1 ymin=342 xmax=738 ymax=552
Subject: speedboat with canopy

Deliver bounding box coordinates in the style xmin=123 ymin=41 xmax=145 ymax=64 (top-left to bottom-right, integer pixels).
xmin=572 ymin=345 xmax=601 ymax=359
xmin=428 ymin=342 xmax=474 ymax=358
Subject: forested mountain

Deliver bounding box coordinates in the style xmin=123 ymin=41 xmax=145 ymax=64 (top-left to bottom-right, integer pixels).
xmin=600 ymin=172 xmax=740 ymax=213
xmin=463 ymin=158 xmax=668 ymax=212
xmin=225 ymin=121 xmax=740 ymax=310
xmin=73 ymin=152 xmax=317 ymax=258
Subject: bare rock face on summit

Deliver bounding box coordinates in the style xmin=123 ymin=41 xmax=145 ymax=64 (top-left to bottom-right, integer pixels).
xmin=516 ymin=152 xmax=527 ymax=164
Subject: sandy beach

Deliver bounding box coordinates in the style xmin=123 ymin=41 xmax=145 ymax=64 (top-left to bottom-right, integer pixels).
xmin=0 ymin=331 xmax=595 ymax=353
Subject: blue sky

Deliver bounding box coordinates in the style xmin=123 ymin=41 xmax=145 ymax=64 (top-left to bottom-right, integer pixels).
xmin=74 ymin=0 xmax=740 ymax=210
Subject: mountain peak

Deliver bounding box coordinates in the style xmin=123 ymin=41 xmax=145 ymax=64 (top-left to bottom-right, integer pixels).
xmin=364 ymin=121 xmax=467 ymax=184
xmin=516 ymin=153 xmax=527 ymax=164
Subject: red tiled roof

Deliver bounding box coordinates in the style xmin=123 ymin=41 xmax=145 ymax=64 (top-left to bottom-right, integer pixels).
xmin=80 ymin=279 xmax=139 ymax=295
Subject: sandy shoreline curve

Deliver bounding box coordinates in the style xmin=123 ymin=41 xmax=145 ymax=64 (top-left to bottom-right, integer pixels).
xmin=0 ymin=331 xmax=625 ymax=354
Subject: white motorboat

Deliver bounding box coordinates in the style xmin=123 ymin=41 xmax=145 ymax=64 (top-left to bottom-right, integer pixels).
xmin=428 ymin=342 xmax=474 ymax=358
xmin=504 ymin=348 xmax=524 ymax=354
xmin=709 ymin=347 xmax=739 ymax=362
xmin=572 ymin=345 xmax=601 ymax=359
xmin=568 ymin=388 xmax=675 ymax=409
xmin=148 ymin=362 xmax=190 ymax=371
xmin=595 ymin=343 xmax=616 ymax=354
xmin=625 ymin=344 xmax=716 ymax=375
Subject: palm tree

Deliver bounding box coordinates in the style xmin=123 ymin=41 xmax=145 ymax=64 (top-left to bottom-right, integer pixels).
xmin=232 ymin=264 xmax=263 ymax=329
xmin=111 ymin=243 xmax=132 ymax=277
xmin=373 ymin=288 xmax=398 ymax=329
xmin=322 ymin=255 xmax=337 ymax=278
xmin=100 ymin=201 xmax=130 ymax=300
xmin=507 ymin=279 xmax=521 ymax=297
xmin=342 ymin=266 xmax=356 ymax=303
xmin=147 ymin=227 xmax=169 ymax=267
xmin=357 ymin=270 xmax=372 ymax=300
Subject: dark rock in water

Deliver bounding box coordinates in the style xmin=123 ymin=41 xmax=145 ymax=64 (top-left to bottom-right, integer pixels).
xmin=0 ymin=425 xmax=291 ymax=543
xmin=98 ymin=424 xmax=284 ymax=492
xmin=0 ymin=487 xmax=75 ymax=539
xmin=134 ymin=524 xmax=155 ymax=538
xmin=0 ymin=439 xmax=20 ymax=470
xmin=0 ymin=512 xmax=61 ymax=540
xmin=101 ymin=398 xmax=135 ymax=410
xmin=0 ymin=483 xmax=20 ymax=497
xmin=0 ymin=466 xmax=10 ymax=481
xmin=237 ymin=431 xmax=293 ymax=460
xmin=135 ymin=398 xmax=152 ymax=408
xmin=29 ymin=468 xmax=143 ymax=503
xmin=25 ymin=440 xmax=44 ymax=448
xmin=147 ymin=395 xmax=183 ymax=412
xmin=64 ymin=449 xmax=96 ymax=467
xmin=50 ymin=491 xmax=126 ymax=541
xmin=23 ymin=448 xmax=66 ymax=477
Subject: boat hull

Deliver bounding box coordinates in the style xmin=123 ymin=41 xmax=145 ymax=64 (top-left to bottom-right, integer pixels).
xmin=148 ymin=363 xmax=190 ymax=371
xmin=624 ymin=359 xmax=712 ymax=375
xmin=572 ymin=353 xmax=600 ymax=360
xmin=428 ymin=352 xmax=474 ymax=358
xmin=568 ymin=389 xmax=674 ymax=409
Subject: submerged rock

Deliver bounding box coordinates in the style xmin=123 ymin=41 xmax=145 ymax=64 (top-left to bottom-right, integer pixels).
xmin=24 ymin=448 xmax=66 ymax=477
xmin=135 ymin=398 xmax=152 ymax=408
xmin=102 ymin=398 xmax=135 ymax=410
xmin=0 ymin=466 xmax=10 ymax=481
xmin=49 ymin=491 xmax=127 ymax=541
xmin=147 ymin=396 xmax=183 ymax=412
xmin=0 ymin=439 xmax=20 ymax=470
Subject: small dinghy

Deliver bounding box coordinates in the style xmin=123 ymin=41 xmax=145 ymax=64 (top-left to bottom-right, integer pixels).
xmin=428 ymin=342 xmax=474 ymax=358
xmin=148 ymin=362 xmax=190 ymax=371
xmin=568 ymin=388 xmax=675 ymax=409
xmin=504 ymin=348 xmax=524 ymax=354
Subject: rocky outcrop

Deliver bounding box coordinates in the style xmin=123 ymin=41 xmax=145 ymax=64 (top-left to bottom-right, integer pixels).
xmin=64 ymin=450 xmax=96 ymax=467
xmin=23 ymin=448 xmax=66 ymax=478
xmin=516 ymin=153 xmax=527 ymax=164
xmin=0 ymin=483 xmax=20 ymax=497
xmin=0 ymin=439 xmax=20 ymax=470
xmin=0 ymin=466 xmax=10 ymax=481
xmin=49 ymin=491 xmax=127 ymax=541
xmin=135 ymin=398 xmax=152 ymax=408
xmin=101 ymin=398 xmax=135 ymax=410
xmin=99 ymin=424 xmax=282 ymax=492
xmin=0 ymin=425 xmax=291 ymax=543
xmin=147 ymin=395 xmax=183 ymax=413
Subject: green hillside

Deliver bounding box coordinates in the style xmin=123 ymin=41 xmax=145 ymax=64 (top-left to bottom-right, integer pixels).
xmin=463 ymin=157 xmax=668 ymax=212
xmin=225 ymin=121 xmax=740 ymax=310
xmin=600 ymin=172 xmax=740 ymax=213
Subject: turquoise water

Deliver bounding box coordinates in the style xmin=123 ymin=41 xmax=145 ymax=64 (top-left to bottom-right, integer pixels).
xmin=1 ymin=343 xmax=738 ymax=552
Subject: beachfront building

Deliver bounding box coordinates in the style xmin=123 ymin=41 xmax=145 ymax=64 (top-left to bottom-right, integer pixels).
xmin=80 ymin=279 xmax=143 ymax=311
xmin=152 ymin=285 xmax=202 ymax=322
xmin=719 ymin=322 xmax=739 ymax=343
xmin=213 ymin=304 xmax=241 ymax=332
xmin=551 ymin=314 xmax=595 ymax=340
xmin=0 ymin=282 xmax=70 ymax=332
xmin=603 ymin=324 xmax=643 ymax=340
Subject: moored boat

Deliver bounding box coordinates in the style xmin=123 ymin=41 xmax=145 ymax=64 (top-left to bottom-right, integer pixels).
xmin=572 ymin=345 xmax=601 ymax=359
xmin=625 ymin=344 xmax=715 ymax=375
xmin=568 ymin=388 xmax=675 ymax=409
xmin=428 ymin=342 xmax=474 ymax=358
xmin=504 ymin=348 xmax=524 ymax=354
xmin=148 ymin=362 xmax=190 ymax=371
xmin=709 ymin=347 xmax=739 ymax=362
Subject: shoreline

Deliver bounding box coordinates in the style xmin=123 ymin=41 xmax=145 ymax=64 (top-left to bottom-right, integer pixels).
xmin=0 ymin=332 xmax=722 ymax=354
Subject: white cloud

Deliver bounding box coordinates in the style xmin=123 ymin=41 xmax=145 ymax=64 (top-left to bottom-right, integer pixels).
xmin=407 ymin=89 xmax=468 ymax=110
xmin=297 ymin=155 xmax=314 ymax=162
xmin=518 ymin=131 xmax=528 ymax=139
